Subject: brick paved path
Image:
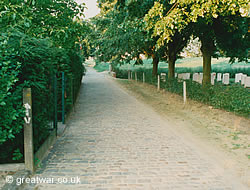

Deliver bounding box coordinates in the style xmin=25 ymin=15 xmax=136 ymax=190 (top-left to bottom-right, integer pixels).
xmin=24 ymin=68 xmax=248 ymax=190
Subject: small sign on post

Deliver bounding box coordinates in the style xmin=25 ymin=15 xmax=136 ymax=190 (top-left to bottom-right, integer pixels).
xmin=183 ymin=81 xmax=187 ymax=104
xmin=23 ymin=88 xmax=34 ymax=173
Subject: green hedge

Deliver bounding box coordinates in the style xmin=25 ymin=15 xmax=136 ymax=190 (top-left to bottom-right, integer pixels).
xmin=94 ymin=61 xmax=110 ymax=72
xmin=114 ymin=67 xmax=250 ymax=117
xmin=0 ymin=29 xmax=85 ymax=163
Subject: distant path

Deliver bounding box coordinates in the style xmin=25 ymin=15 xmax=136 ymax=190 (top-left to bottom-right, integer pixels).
xmin=24 ymin=67 xmax=248 ymax=190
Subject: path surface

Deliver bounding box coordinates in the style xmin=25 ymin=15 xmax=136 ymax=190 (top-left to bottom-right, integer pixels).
xmin=24 ymin=68 xmax=248 ymax=190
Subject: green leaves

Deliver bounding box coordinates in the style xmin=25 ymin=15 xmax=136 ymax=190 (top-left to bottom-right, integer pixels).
xmin=12 ymin=148 xmax=23 ymax=161
xmin=0 ymin=0 xmax=87 ymax=49
xmin=145 ymin=0 xmax=249 ymax=47
xmin=93 ymin=0 xmax=159 ymax=65
xmin=0 ymin=0 xmax=88 ymax=162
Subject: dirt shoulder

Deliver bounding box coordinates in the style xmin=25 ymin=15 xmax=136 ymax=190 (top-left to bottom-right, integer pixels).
xmin=114 ymin=78 xmax=250 ymax=186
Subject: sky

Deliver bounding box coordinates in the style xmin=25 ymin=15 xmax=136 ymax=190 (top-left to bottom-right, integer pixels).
xmin=75 ymin=0 xmax=100 ymax=19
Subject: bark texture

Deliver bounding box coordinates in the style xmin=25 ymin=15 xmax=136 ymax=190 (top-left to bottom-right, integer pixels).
xmin=168 ymin=53 xmax=177 ymax=79
xmin=200 ymin=37 xmax=215 ymax=86
xmin=152 ymin=54 xmax=159 ymax=76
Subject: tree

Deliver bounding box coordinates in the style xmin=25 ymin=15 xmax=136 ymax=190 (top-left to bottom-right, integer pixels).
xmin=145 ymin=0 xmax=249 ymax=85
xmin=121 ymin=0 xmax=162 ymax=76
xmin=0 ymin=0 xmax=87 ymax=49
xmin=93 ymin=0 xmax=169 ymax=76
xmin=0 ymin=0 xmax=89 ymax=161
xmin=145 ymin=1 xmax=192 ymax=78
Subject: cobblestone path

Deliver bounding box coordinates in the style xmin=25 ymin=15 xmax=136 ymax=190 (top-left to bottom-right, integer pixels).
xmin=24 ymin=68 xmax=248 ymax=190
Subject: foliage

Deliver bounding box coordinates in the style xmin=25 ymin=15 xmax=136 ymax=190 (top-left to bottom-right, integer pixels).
xmin=0 ymin=0 xmax=86 ymax=48
xmin=114 ymin=66 xmax=250 ymax=117
xmin=93 ymin=0 xmax=249 ymax=83
xmin=12 ymin=148 xmax=23 ymax=161
xmin=94 ymin=61 xmax=110 ymax=72
xmin=144 ymin=0 xmax=249 ymax=84
xmin=0 ymin=0 xmax=88 ymax=163
xmin=108 ymin=58 xmax=250 ymax=75
xmin=145 ymin=0 xmax=249 ymax=46
xmin=0 ymin=31 xmax=24 ymax=145
xmin=93 ymin=0 xmax=164 ymax=73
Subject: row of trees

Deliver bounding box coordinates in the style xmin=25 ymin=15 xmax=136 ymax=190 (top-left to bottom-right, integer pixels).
xmin=91 ymin=0 xmax=249 ymax=85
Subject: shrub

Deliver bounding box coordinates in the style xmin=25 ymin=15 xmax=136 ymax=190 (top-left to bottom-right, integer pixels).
xmin=0 ymin=29 xmax=85 ymax=163
xmin=114 ymin=66 xmax=250 ymax=117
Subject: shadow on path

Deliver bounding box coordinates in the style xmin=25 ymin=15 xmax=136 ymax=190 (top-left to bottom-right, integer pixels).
xmin=23 ymin=67 xmax=248 ymax=190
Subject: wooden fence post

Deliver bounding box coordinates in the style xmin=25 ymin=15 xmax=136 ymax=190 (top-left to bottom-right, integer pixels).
xmin=157 ymin=75 xmax=160 ymax=91
xmin=109 ymin=64 xmax=112 ymax=73
xmin=183 ymin=81 xmax=187 ymax=104
xmin=23 ymin=88 xmax=34 ymax=173
xmin=143 ymin=72 xmax=145 ymax=83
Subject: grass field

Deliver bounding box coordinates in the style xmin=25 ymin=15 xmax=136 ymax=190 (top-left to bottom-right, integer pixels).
xmin=94 ymin=57 xmax=250 ymax=77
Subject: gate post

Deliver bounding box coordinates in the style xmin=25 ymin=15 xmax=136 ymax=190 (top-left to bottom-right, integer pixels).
xmin=23 ymin=88 xmax=34 ymax=173
xmin=183 ymin=81 xmax=187 ymax=104
xmin=54 ymin=75 xmax=58 ymax=135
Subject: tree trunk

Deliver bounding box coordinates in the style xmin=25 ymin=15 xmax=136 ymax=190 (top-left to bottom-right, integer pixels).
xmin=152 ymin=54 xmax=159 ymax=76
xmin=202 ymin=51 xmax=212 ymax=86
xmin=200 ymin=38 xmax=214 ymax=86
xmin=168 ymin=53 xmax=176 ymax=79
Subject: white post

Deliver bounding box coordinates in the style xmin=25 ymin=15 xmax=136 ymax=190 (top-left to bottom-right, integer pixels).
xmin=128 ymin=71 xmax=130 ymax=80
xmin=131 ymin=71 xmax=133 ymax=80
xmin=183 ymin=81 xmax=187 ymax=104
xmin=143 ymin=72 xmax=145 ymax=83
xmin=135 ymin=72 xmax=137 ymax=82
xmin=157 ymin=75 xmax=160 ymax=91
xmin=109 ymin=64 xmax=112 ymax=73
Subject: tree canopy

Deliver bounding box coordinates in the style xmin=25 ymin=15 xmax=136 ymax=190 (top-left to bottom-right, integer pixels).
xmin=91 ymin=0 xmax=249 ymax=84
xmin=145 ymin=0 xmax=249 ymax=84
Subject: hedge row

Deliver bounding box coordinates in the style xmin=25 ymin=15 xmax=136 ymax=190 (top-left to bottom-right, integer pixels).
xmin=0 ymin=29 xmax=85 ymax=163
xmin=113 ymin=67 xmax=250 ymax=117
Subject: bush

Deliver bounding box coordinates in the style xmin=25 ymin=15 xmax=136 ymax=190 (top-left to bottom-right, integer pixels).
xmin=0 ymin=29 xmax=85 ymax=163
xmin=114 ymin=66 xmax=250 ymax=117
xmin=0 ymin=31 xmax=25 ymax=163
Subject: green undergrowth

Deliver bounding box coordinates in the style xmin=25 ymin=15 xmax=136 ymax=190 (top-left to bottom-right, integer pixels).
xmin=113 ymin=67 xmax=250 ymax=118
xmin=0 ymin=29 xmax=85 ymax=163
xmin=94 ymin=61 xmax=110 ymax=72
